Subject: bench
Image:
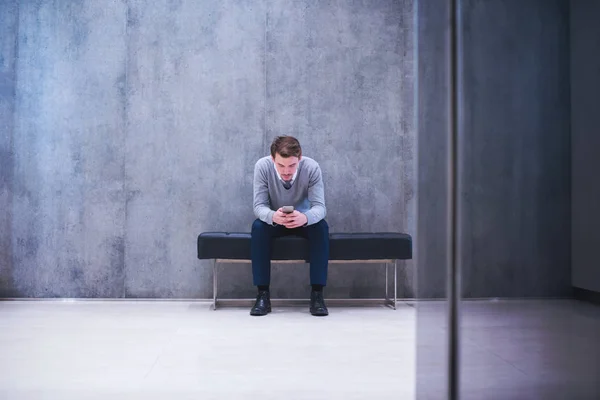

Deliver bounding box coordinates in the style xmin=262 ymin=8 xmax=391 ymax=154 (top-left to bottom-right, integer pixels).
xmin=197 ymin=232 xmax=412 ymax=310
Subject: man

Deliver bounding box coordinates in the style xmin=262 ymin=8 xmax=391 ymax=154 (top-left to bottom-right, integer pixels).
xmin=251 ymin=135 xmax=329 ymax=317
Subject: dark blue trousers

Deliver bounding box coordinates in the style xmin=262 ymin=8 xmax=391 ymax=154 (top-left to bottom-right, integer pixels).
xmin=251 ymin=219 xmax=329 ymax=286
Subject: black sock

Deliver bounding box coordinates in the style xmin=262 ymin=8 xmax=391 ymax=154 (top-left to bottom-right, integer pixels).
xmin=312 ymin=284 xmax=323 ymax=292
xmin=258 ymin=285 xmax=269 ymax=292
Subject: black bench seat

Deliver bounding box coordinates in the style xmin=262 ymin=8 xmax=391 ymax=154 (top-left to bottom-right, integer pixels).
xmin=197 ymin=232 xmax=412 ymax=309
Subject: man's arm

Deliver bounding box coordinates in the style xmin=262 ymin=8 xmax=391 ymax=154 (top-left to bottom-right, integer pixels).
xmin=303 ymin=164 xmax=326 ymax=225
xmin=253 ymin=161 xmax=275 ymax=225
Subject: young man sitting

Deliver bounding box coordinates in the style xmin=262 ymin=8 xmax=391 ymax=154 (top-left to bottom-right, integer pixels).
xmin=250 ymin=135 xmax=329 ymax=316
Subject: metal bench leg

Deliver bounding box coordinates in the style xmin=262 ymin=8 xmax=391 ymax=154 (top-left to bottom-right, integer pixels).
xmin=213 ymin=259 xmax=218 ymax=310
xmin=385 ymin=262 xmax=389 ymax=302
xmin=393 ymin=260 xmax=397 ymax=310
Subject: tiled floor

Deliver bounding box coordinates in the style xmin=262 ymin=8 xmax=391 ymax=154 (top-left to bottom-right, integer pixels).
xmin=0 ymin=300 xmax=416 ymax=400
xmin=1 ymin=299 xmax=599 ymax=399
xmin=417 ymin=299 xmax=600 ymax=400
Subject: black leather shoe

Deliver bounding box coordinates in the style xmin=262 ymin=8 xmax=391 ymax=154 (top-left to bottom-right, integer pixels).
xmin=310 ymin=290 xmax=329 ymax=316
xmin=250 ymin=290 xmax=271 ymax=316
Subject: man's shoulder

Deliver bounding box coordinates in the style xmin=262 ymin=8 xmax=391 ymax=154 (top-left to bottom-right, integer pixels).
xmin=300 ymin=156 xmax=320 ymax=171
xmin=255 ymin=156 xmax=273 ymax=169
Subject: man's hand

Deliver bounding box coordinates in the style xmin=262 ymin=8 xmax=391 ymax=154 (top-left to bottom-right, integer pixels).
xmin=273 ymin=208 xmax=308 ymax=228
xmin=272 ymin=208 xmax=289 ymax=225
xmin=283 ymin=210 xmax=308 ymax=228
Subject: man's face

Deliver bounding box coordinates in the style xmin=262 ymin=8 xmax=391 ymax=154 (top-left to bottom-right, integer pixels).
xmin=272 ymin=153 xmax=301 ymax=181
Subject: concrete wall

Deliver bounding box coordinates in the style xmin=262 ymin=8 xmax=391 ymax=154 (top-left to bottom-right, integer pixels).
xmin=462 ymin=0 xmax=571 ymax=298
xmin=0 ymin=0 xmax=18 ymax=297
xmin=416 ymin=0 xmax=572 ymax=299
xmin=123 ymin=0 xmax=267 ymax=298
xmin=571 ymin=0 xmax=600 ymax=294
xmin=9 ymin=1 xmax=128 ymax=298
xmin=1 ymin=0 xmax=416 ymax=299
xmin=1 ymin=0 xmax=572 ymax=300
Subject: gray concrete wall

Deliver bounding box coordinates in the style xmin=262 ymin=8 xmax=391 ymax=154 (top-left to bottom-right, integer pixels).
xmin=416 ymin=0 xmax=571 ymax=300
xmin=571 ymin=0 xmax=600 ymax=294
xmin=460 ymin=0 xmax=571 ymax=298
xmin=123 ymin=0 xmax=267 ymax=298
xmin=10 ymin=1 xmax=128 ymax=297
xmin=0 ymin=0 xmax=18 ymax=297
xmin=2 ymin=0 xmax=572 ymax=300
xmin=1 ymin=0 xmax=416 ymax=299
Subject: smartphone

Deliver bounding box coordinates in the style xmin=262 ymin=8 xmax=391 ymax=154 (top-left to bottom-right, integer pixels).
xmin=282 ymin=206 xmax=294 ymax=214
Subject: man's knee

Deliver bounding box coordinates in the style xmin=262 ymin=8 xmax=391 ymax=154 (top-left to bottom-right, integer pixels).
xmin=308 ymin=219 xmax=329 ymax=233
xmin=252 ymin=219 xmax=270 ymax=234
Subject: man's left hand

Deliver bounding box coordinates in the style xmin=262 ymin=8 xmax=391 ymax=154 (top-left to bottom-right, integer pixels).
xmin=282 ymin=211 xmax=308 ymax=229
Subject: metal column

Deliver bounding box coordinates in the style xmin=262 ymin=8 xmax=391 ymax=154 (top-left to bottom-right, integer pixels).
xmin=212 ymin=259 xmax=218 ymax=310
xmin=393 ymin=260 xmax=397 ymax=310
xmin=448 ymin=0 xmax=462 ymax=398
xmin=385 ymin=263 xmax=389 ymax=301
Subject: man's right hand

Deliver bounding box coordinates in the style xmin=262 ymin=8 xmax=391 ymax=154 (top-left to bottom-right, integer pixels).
xmin=273 ymin=208 xmax=291 ymax=226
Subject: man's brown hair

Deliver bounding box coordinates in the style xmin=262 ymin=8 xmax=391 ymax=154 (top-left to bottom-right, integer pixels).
xmin=270 ymin=136 xmax=302 ymax=158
